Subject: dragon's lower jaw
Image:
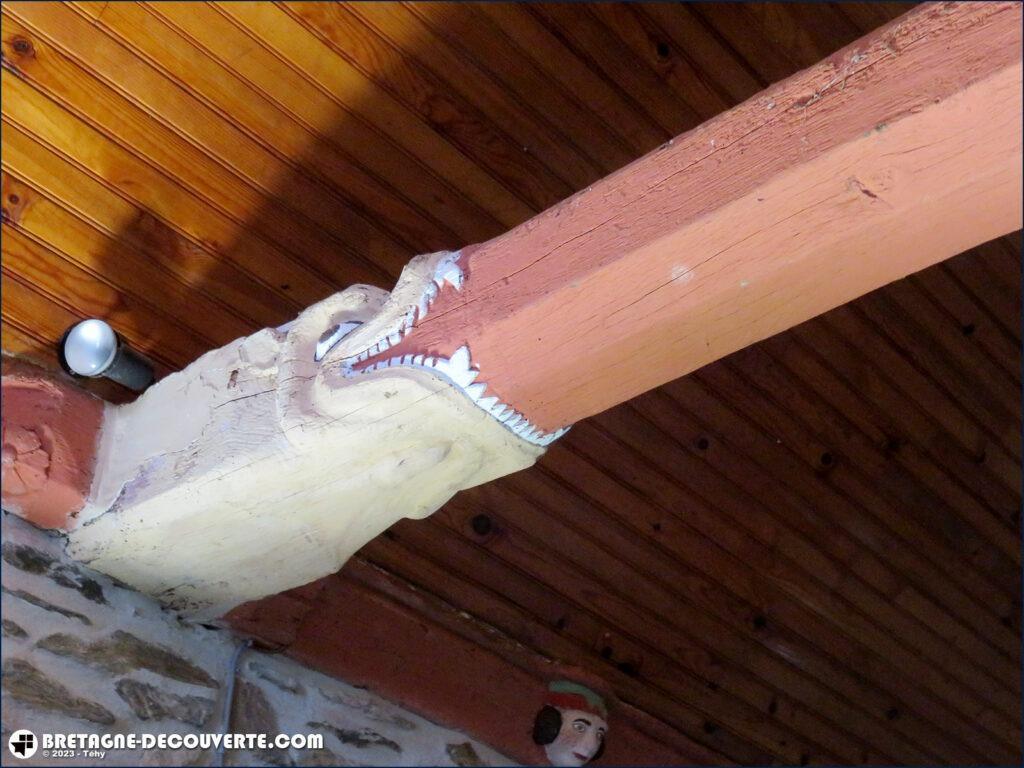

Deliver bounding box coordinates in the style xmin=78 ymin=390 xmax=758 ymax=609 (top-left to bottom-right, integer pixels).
xmin=345 ymin=346 xmax=570 ymax=447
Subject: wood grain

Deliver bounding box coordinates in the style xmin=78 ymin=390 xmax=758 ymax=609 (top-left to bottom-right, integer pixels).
xmin=396 ymin=2 xmax=1023 ymax=433
xmin=4 ymin=2 xmax=1019 ymax=763
xmin=8 ymin=2 xmax=404 ymax=282
xmin=143 ymin=2 xmax=499 ymax=248
xmin=216 ymin=1 xmax=536 ymax=228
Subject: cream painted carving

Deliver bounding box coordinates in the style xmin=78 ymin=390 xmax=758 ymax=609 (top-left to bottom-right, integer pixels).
xmin=69 ymin=252 xmax=565 ymax=618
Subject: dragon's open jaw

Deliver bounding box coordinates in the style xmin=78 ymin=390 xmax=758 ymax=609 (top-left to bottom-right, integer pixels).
xmin=315 ymin=251 xmax=569 ymax=448
xmin=346 ymin=345 xmax=569 ymax=447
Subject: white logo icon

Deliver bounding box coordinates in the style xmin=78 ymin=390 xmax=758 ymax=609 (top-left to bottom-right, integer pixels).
xmin=8 ymin=729 xmax=37 ymax=759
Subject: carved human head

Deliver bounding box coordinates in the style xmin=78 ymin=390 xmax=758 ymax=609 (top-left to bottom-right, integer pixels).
xmin=533 ymin=680 xmax=608 ymax=766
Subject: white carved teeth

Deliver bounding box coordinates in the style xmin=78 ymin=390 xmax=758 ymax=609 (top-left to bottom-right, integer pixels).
xmin=334 ymin=269 xmax=571 ymax=443
xmin=433 ymin=254 xmax=464 ymax=291
xmin=342 ymin=341 xmax=571 ymax=445
xmin=449 ymin=366 xmax=477 ymax=389
xmin=449 ymin=345 xmax=470 ymax=371
xmin=464 ymin=382 xmax=487 ymax=401
xmin=435 ymin=266 xmax=462 ymax=290
xmin=418 ymin=282 xmax=438 ymax=321
xmin=536 ymin=426 xmax=570 ymax=446
xmin=446 ymin=345 xmax=480 ymax=388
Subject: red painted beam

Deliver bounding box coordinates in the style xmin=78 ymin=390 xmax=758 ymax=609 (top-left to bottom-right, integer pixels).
xmin=385 ymin=1 xmax=1022 ymax=433
xmin=1 ymin=356 xmax=105 ymax=530
xmin=274 ymin=571 xmax=726 ymax=766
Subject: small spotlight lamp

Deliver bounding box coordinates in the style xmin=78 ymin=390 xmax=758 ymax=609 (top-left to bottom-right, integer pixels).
xmin=58 ymin=319 xmax=155 ymax=392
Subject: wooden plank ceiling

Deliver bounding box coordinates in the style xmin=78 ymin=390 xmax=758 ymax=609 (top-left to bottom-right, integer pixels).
xmin=2 ymin=2 xmax=1020 ymax=764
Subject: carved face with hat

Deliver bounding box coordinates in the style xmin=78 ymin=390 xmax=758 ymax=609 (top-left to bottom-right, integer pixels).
xmin=532 ymin=680 xmax=608 ymax=766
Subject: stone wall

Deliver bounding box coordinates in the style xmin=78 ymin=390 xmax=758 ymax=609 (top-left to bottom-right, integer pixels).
xmin=1 ymin=512 xmax=512 ymax=767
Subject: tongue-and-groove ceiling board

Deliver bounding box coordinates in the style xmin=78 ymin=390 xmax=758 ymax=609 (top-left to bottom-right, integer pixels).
xmin=1 ymin=3 xmax=1020 ymax=764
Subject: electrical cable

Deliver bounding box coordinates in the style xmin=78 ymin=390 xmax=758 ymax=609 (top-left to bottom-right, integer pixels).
xmin=215 ymin=638 xmax=252 ymax=767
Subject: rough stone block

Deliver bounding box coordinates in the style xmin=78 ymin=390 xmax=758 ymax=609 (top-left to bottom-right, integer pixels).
xmin=114 ymin=678 xmax=214 ymax=727
xmin=36 ymin=631 xmax=219 ymax=688
xmin=2 ymin=514 xmax=512 ymax=766
xmin=2 ymin=541 xmax=106 ymax=604
xmin=2 ymin=658 xmax=115 ymax=725
xmin=447 ymin=742 xmax=487 ymax=767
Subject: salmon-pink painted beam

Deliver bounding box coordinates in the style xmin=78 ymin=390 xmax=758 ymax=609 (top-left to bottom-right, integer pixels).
xmin=388 ymin=1 xmax=1023 ymax=434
